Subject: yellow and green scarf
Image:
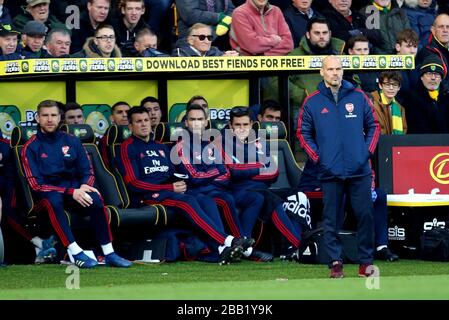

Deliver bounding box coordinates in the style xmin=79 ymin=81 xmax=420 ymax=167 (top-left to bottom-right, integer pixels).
xmin=372 ymin=1 xmax=391 ymax=13
xmin=380 ymin=91 xmax=403 ymax=134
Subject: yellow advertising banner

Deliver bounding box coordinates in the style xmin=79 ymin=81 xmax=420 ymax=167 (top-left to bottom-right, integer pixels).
xmin=0 ymin=55 xmax=415 ymax=76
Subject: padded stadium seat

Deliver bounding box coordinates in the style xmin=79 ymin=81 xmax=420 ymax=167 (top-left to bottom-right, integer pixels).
xmin=60 ymin=124 xmax=172 ymax=230
xmin=10 ymin=125 xmax=39 ymax=218
xmin=153 ymin=122 xmax=185 ymax=143
xmin=10 ymin=125 xmax=95 ymax=230
xmin=252 ymin=121 xmax=302 ymax=189
xmin=103 ymin=124 xmax=133 ymax=207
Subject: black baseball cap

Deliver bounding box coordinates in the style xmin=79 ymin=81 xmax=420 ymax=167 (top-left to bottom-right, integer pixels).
xmin=0 ymin=24 xmax=20 ymax=37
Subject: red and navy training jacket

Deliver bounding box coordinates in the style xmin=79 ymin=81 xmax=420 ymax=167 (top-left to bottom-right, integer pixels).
xmin=175 ymin=133 xmax=229 ymax=193
xmin=116 ymin=135 xmax=175 ymax=202
xmin=221 ymin=132 xmax=279 ymax=190
xmin=21 ymin=129 xmax=95 ymax=196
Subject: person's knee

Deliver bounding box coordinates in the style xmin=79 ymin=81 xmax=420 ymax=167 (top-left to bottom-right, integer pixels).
xmin=248 ymin=192 xmax=264 ymax=204
xmin=88 ymin=193 xmax=105 ymax=210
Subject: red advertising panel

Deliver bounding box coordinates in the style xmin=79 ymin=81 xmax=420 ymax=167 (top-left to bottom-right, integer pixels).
xmin=392 ymin=146 xmax=449 ymax=194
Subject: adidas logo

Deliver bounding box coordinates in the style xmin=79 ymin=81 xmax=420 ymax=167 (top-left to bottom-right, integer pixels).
xmin=41 ymin=153 xmax=48 ymax=158
xmin=321 ymin=107 xmax=329 ymax=114
xmin=75 ymin=260 xmax=85 ymax=267
xmin=283 ymin=192 xmax=312 ymax=227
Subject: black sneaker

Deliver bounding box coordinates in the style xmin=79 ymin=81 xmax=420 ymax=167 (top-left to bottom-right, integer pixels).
xmin=219 ymin=245 xmax=243 ymax=265
xmin=375 ymin=247 xmax=399 ymax=262
xmin=231 ymin=237 xmax=255 ymax=251
xmin=280 ymin=246 xmax=300 ymax=262
xmin=248 ymin=250 xmax=274 ymax=262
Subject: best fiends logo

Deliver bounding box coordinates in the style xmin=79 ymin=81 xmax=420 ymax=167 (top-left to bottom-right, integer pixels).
xmin=430 ymin=153 xmax=449 ymax=185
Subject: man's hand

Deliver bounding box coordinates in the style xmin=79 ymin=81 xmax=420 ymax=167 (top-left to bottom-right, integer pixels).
xmin=80 ymin=184 xmax=100 ymax=194
xmin=223 ymin=50 xmax=239 ymax=56
xmin=271 ymin=35 xmax=281 ymax=45
xmin=173 ymin=181 xmax=187 ymax=193
xmin=73 ymin=189 xmax=94 ymax=207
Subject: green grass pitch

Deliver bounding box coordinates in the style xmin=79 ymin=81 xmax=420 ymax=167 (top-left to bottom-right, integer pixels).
xmin=1 ymin=260 xmax=449 ymax=299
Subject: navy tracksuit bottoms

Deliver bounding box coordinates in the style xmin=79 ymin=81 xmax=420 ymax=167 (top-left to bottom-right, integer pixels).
xmin=38 ymin=191 xmax=112 ymax=247
xmin=322 ymin=175 xmax=374 ymax=265
xmin=145 ymin=191 xmax=228 ymax=248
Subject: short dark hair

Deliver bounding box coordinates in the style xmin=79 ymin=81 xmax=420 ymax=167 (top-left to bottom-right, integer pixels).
xmin=230 ymin=106 xmax=251 ymax=123
xmin=395 ymin=28 xmax=419 ymax=47
xmin=259 ymin=100 xmax=281 ymax=117
xmin=119 ymin=0 xmax=145 ymax=10
xmin=347 ymin=35 xmax=369 ymax=50
xmin=95 ymin=24 xmax=115 ymax=37
xmin=127 ymin=106 xmax=148 ymax=123
xmin=112 ymin=101 xmax=130 ymax=112
xmin=140 ymin=96 xmax=159 ymax=106
xmin=306 ymin=17 xmax=330 ymax=33
xmin=37 ymin=100 xmax=61 ymax=114
xmin=65 ymin=102 xmax=82 ymax=112
xmin=378 ymin=71 xmax=402 ymax=85
xmin=88 ymin=0 xmax=111 ymax=4
xmin=186 ymin=95 xmax=208 ymax=108
xmin=186 ymin=103 xmax=206 ymax=119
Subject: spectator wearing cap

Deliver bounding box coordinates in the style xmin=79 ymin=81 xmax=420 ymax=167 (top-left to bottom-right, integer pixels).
xmin=44 ymin=28 xmax=71 ymax=58
xmin=21 ymin=20 xmax=49 ymax=59
xmin=12 ymin=0 xmax=66 ymax=34
xmin=0 ymin=0 xmax=12 ymax=25
xmin=0 ymin=23 xmax=22 ymax=61
xmin=172 ymin=23 xmax=238 ymax=57
xmin=402 ymin=54 xmax=449 ymax=133
xmin=417 ymin=14 xmax=449 ymax=88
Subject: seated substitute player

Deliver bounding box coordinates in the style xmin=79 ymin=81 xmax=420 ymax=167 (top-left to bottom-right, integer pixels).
xmin=176 ymin=104 xmax=273 ymax=262
xmin=223 ymin=106 xmax=305 ymax=260
xmin=116 ymin=106 xmax=252 ymax=264
xmin=22 ymin=100 xmax=131 ymax=268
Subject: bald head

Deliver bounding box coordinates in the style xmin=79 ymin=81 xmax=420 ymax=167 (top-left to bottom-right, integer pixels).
xmin=432 ymin=14 xmax=449 ymax=46
xmin=320 ymin=56 xmax=343 ymax=89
